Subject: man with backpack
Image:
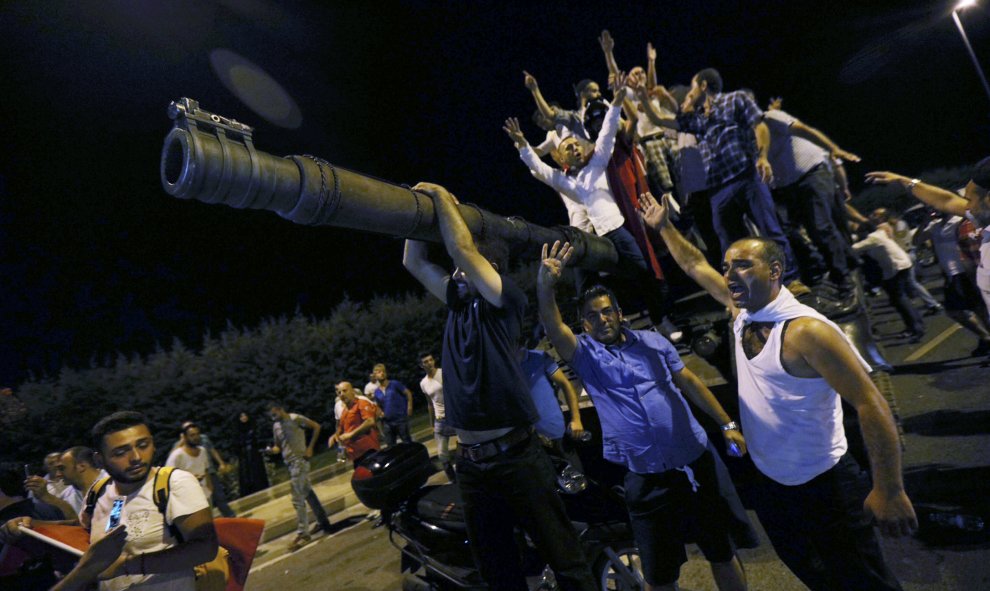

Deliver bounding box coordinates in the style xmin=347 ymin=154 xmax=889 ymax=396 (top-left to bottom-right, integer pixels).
xmin=6 ymin=410 xmax=219 ymax=590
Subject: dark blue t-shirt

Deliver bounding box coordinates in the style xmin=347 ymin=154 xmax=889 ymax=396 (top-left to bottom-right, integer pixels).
xmin=375 ymin=380 xmax=410 ymax=420
xmin=441 ymin=275 xmax=539 ymax=430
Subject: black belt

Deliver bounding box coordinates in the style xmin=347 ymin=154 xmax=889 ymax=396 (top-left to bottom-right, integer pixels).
xmin=459 ymin=426 xmax=533 ymax=463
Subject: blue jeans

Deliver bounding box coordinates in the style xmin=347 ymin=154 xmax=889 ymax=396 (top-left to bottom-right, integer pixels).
xmin=382 ymin=416 xmax=412 ymax=446
xmin=710 ymin=170 xmax=799 ymax=284
xmin=287 ymin=458 xmax=331 ymax=534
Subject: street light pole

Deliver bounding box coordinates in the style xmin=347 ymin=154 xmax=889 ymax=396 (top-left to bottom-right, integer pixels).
xmin=952 ymin=3 xmax=990 ymax=105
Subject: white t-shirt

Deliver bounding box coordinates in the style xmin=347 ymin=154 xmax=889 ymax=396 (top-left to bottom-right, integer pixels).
xmin=165 ymin=447 xmax=211 ymax=499
xmin=419 ymin=369 xmax=445 ymax=421
xmin=852 ymin=229 xmax=913 ymax=280
xmin=363 ymin=381 xmax=379 ymax=397
xmin=90 ymin=469 xmax=209 ymax=591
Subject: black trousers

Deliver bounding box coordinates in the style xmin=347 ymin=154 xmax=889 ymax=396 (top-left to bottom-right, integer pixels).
xmin=750 ymin=453 xmax=902 ymax=591
xmin=456 ymin=435 xmax=596 ymax=591
xmin=774 ymin=165 xmax=852 ymax=283
xmin=882 ymin=269 xmax=924 ymax=335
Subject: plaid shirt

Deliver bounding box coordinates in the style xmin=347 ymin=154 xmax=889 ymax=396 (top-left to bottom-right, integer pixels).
xmin=677 ymin=90 xmax=764 ymax=188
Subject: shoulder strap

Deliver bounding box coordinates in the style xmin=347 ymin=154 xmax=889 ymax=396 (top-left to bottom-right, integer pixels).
xmin=153 ymin=466 xmax=185 ymax=542
xmin=153 ymin=466 xmax=174 ymax=515
xmin=83 ymin=476 xmax=112 ymax=515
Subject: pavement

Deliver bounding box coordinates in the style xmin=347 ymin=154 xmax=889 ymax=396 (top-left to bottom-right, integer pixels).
xmin=237 ymin=269 xmax=990 ymax=590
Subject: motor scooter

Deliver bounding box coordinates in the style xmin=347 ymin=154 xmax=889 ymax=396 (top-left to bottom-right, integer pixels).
xmin=352 ymin=441 xmax=645 ymax=590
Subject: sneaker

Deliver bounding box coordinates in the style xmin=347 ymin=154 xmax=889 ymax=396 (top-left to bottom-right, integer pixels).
xmin=288 ymin=533 xmax=312 ymax=552
xmin=924 ymin=305 xmax=944 ymax=317
xmin=659 ymin=316 xmax=683 ymax=343
xmin=908 ymin=331 xmax=925 ymax=344
xmin=786 ymin=279 xmax=812 ymax=297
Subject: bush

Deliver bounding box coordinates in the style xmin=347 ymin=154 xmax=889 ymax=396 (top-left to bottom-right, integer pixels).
xmin=0 ymin=262 xmax=550 ymax=464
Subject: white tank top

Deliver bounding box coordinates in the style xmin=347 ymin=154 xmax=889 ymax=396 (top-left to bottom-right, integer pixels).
xmin=734 ymin=318 xmax=847 ymax=485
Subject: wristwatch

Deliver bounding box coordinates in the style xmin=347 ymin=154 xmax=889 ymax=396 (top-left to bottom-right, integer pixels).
xmin=906 ymin=178 xmax=921 ymax=192
xmin=721 ymin=421 xmax=739 ymax=432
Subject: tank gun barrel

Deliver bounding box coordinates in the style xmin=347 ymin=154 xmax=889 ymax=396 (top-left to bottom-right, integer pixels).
xmin=159 ymin=98 xmax=618 ymax=269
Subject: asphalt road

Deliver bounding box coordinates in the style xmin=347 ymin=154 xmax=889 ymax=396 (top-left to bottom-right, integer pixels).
xmin=245 ymin=284 xmax=990 ymax=591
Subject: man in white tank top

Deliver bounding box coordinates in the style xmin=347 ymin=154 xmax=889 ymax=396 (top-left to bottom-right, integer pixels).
xmin=642 ymin=192 xmax=916 ymax=591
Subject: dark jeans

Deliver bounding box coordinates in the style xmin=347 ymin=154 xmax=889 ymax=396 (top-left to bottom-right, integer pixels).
xmin=774 ymin=165 xmax=851 ymax=283
xmin=456 ymin=435 xmax=596 ymax=591
xmin=306 ymin=489 xmax=332 ymax=530
xmin=882 ymin=269 xmax=925 ymax=335
xmin=750 ymin=453 xmax=902 ymax=591
xmin=382 ymin=416 xmax=412 ymax=446
xmin=208 ymin=472 xmax=236 ymax=517
xmin=710 ymin=170 xmax=799 ymax=284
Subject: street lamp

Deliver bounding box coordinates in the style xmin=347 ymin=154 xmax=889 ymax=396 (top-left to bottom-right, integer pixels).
xmin=951 ymin=0 xmax=990 ymax=104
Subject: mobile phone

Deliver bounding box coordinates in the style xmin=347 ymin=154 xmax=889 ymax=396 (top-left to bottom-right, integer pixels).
xmin=106 ymin=499 xmax=124 ymax=532
xmin=23 ymin=464 xmax=31 ymax=478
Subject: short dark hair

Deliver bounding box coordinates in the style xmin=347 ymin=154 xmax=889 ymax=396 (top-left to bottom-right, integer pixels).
xmin=65 ymin=446 xmax=96 ymax=467
xmin=476 ymin=236 xmax=509 ymax=272
xmin=91 ymin=411 xmax=147 ymax=452
xmin=573 ymin=79 xmax=597 ymax=98
xmin=578 ymin=284 xmax=621 ymax=315
xmin=972 ymin=156 xmax=990 ymax=190
xmin=694 ymin=68 xmax=723 ymax=94
xmin=418 ymin=352 xmax=434 ymax=360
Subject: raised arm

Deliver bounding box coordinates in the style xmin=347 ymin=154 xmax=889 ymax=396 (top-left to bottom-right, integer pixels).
xmin=524 ymin=71 xmax=557 ymax=122
xmin=24 ymin=476 xmax=79 ymax=522
xmin=646 ymin=42 xmax=658 ymax=90
xmin=640 ymin=192 xmax=736 ymax=313
xmin=403 ymin=239 xmax=450 ymax=302
xmin=549 ymin=367 xmax=584 ymax=437
xmin=414 ymin=182 xmax=505 ymax=306
xmin=789 ymin=119 xmax=860 ymax=162
xmin=633 ymin=83 xmax=679 ymax=130
xmin=598 ymin=30 xmax=620 ymax=78
xmin=789 ymin=317 xmax=917 ymax=537
xmin=865 ymin=172 xmax=970 ymax=217
xmin=536 ymin=241 xmax=579 ymax=362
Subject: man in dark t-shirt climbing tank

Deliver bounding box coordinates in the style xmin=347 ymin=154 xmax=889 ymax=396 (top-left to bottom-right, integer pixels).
xmin=403 ymin=182 xmax=595 ymax=591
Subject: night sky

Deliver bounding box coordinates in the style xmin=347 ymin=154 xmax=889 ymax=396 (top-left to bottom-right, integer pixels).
xmin=1 ymin=0 xmax=988 ymax=386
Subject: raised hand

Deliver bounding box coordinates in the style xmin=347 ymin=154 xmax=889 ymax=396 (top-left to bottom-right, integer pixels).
xmin=864 ymin=171 xmax=910 ymax=188
xmin=768 ymin=96 xmax=783 ymax=111
xmin=610 ymin=70 xmax=629 ymax=104
xmin=598 ymin=30 xmax=614 ymax=53
xmin=538 ymin=240 xmax=573 ymax=289
xmin=523 ymin=70 xmax=539 ymax=92
xmin=833 ymin=148 xmax=861 ymax=163
xmin=639 ymin=191 xmax=670 ymax=232
xmin=502 ymin=117 xmax=528 ymax=149
xmin=646 ymin=42 xmax=657 ymax=61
